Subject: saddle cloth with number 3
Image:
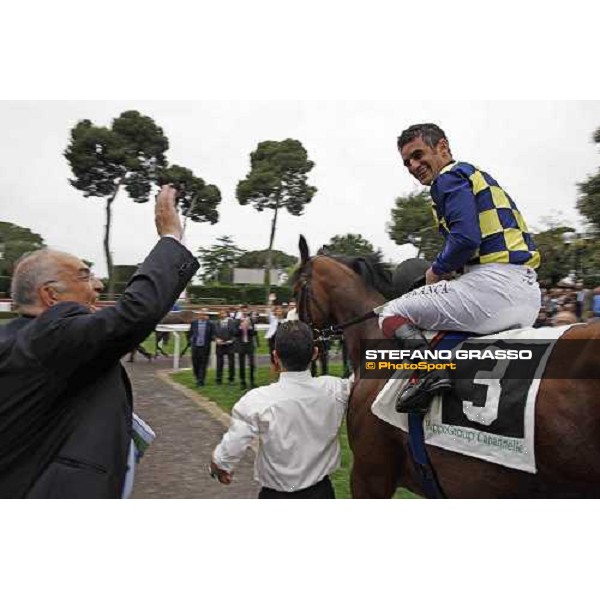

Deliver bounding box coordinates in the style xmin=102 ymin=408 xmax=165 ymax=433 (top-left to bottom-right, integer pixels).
xmin=371 ymin=325 xmax=575 ymax=474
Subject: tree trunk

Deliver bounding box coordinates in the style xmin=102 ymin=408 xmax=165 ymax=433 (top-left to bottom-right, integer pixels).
xmin=265 ymin=198 xmax=280 ymax=302
xmin=104 ymin=181 xmax=122 ymax=298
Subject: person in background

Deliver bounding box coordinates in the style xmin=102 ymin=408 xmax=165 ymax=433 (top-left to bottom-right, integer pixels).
xmin=210 ymin=321 xmax=352 ymax=499
xmin=286 ymin=300 xmax=299 ymax=321
xmin=189 ymin=309 xmax=215 ymax=387
xmin=546 ymin=289 xmax=560 ymax=318
xmin=553 ymin=310 xmax=578 ymax=327
xmin=575 ymin=281 xmax=587 ymax=321
xmin=311 ymin=339 xmax=330 ymax=376
xmin=340 ymin=337 xmax=353 ymax=379
xmin=591 ymin=287 xmax=600 ymax=321
xmin=533 ymin=308 xmax=550 ymax=328
xmin=155 ymin=331 xmax=170 ymax=357
xmin=265 ymin=302 xmax=286 ymax=366
xmin=126 ymin=344 xmax=153 ymax=363
xmin=234 ymin=305 xmax=257 ymax=390
xmin=214 ymin=309 xmax=236 ymax=385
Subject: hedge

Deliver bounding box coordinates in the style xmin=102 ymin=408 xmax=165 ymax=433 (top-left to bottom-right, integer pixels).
xmin=186 ymin=284 xmax=293 ymax=305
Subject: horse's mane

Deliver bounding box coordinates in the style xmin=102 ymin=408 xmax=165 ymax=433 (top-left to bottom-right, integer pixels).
xmin=328 ymin=254 xmax=394 ymax=299
xmin=291 ymin=250 xmax=395 ymax=299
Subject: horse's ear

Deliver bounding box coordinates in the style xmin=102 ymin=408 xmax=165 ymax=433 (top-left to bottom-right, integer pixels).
xmin=299 ymin=235 xmax=310 ymax=265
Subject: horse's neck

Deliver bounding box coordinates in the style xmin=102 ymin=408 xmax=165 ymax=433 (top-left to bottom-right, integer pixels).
xmin=329 ymin=285 xmax=385 ymax=368
xmin=329 ymin=279 xmax=381 ymax=324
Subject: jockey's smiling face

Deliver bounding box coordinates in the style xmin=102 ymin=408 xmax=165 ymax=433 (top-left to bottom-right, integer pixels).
xmin=400 ymin=135 xmax=452 ymax=186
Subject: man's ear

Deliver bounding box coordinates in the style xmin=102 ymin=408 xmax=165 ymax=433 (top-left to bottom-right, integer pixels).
xmin=312 ymin=346 xmax=319 ymax=361
xmin=38 ymin=284 xmax=58 ymax=308
xmin=436 ymin=137 xmax=451 ymax=157
xmin=272 ymin=349 xmax=281 ymax=370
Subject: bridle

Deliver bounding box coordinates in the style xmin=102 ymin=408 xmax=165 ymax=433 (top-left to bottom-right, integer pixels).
xmin=296 ymin=256 xmax=377 ymax=341
xmin=296 ymin=258 xmax=331 ymax=338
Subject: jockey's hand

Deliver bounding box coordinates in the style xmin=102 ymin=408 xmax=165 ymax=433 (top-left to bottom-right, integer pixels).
xmin=209 ymin=461 xmax=233 ymax=485
xmin=425 ymin=267 xmax=441 ymax=285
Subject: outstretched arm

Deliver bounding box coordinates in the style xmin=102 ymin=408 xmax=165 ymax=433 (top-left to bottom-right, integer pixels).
xmin=31 ymin=186 xmax=199 ymax=378
xmin=211 ymin=399 xmax=258 ymax=484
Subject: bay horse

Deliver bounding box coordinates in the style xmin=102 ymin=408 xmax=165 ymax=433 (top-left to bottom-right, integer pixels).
xmin=293 ymin=236 xmax=600 ymax=498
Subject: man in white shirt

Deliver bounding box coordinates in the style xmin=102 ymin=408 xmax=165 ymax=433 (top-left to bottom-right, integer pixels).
xmin=210 ymin=321 xmax=352 ymax=498
xmin=265 ymin=304 xmax=285 ymax=365
xmin=285 ymin=300 xmax=299 ymax=321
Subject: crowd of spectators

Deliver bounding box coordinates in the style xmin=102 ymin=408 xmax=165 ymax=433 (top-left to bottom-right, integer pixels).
xmin=535 ymin=282 xmax=600 ymax=327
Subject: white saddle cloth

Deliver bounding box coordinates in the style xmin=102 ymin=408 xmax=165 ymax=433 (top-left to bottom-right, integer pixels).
xmin=371 ymin=324 xmax=575 ymax=474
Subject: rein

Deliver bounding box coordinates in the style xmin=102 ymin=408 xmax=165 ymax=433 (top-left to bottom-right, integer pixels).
xmin=317 ymin=311 xmax=378 ymax=339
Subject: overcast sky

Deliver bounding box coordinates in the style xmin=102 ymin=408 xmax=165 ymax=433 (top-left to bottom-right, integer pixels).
xmin=1 ymin=100 xmax=599 ymax=277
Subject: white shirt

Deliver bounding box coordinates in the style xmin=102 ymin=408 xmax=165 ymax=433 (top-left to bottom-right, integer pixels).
xmin=264 ymin=312 xmax=283 ymax=339
xmin=285 ymin=308 xmax=299 ymax=321
xmin=212 ymin=370 xmax=352 ymax=492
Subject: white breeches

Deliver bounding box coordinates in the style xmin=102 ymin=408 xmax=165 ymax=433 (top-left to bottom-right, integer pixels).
xmin=379 ymin=263 xmax=541 ymax=335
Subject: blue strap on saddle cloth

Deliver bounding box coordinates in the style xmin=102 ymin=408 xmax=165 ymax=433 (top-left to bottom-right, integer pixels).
xmin=407 ymin=332 xmax=471 ymax=499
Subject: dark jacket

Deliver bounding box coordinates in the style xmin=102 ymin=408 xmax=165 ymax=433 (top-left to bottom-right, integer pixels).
xmin=214 ymin=317 xmax=236 ymax=351
xmin=233 ymin=316 xmax=258 ymax=352
xmin=0 ymin=237 xmax=198 ymax=498
xmin=189 ymin=318 xmax=216 ymax=348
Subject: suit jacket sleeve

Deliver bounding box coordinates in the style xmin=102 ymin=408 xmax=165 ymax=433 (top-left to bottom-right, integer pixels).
xmin=189 ymin=320 xmax=198 ymax=344
xmin=29 ymin=237 xmax=199 ymax=379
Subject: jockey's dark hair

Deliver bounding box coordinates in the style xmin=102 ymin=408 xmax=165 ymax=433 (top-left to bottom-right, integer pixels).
xmin=397 ymin=123 xmax=450 ymax=152
xmin=274 ymin=321 xmax=315 ymax=371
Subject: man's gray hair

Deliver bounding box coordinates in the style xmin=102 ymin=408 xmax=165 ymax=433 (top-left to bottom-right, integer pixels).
xmin=11 ymin=249 xmax=67 ymax=309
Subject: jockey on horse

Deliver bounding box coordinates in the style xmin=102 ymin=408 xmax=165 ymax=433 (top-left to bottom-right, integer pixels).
xmin=379 ymin=123 xmax=542 ymax=414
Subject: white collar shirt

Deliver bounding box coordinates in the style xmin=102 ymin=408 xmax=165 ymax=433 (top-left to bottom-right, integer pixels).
xmin=265 ymin=312 xmax=283 ymax=339
xmin=212 ymin=370 xmax=352 ymax=492
xmin=285 ymin=308 xmax=299 ymax=321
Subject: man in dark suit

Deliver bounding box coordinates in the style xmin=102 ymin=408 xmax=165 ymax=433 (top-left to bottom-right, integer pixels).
xmin=0 ymin=186 xmax=198 ymax=498
xmin=234 ymin=305 xmax=258 ymax=390
xmin=189 ymin=309 xmax=215 ymax=387
xmin=214 ymin=309 xmax=236 ymax=385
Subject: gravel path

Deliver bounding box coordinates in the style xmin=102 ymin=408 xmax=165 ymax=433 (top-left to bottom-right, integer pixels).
xmin=124 ymin=356 xmax=260 ymax=499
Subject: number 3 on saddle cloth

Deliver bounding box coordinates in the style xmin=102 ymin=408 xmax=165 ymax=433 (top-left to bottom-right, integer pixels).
xmin=371 ymin=326 xmax=568 ymax=474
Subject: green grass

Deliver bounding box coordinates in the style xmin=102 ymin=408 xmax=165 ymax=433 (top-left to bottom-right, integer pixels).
xmin=171 ymin=363 xmax=419 ymax=499
xmin=255 ymin=330 xmax=270 ymax=356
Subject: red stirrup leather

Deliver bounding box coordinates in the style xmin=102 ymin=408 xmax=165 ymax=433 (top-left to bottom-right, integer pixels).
xmin=381 ymin=316 xmax=410 ymax=339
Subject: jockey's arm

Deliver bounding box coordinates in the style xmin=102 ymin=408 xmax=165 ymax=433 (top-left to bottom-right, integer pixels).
xmin=431 ymin=171 xmax=481 ymax=277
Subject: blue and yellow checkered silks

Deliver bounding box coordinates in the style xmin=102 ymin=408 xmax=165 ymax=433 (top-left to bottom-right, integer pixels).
xmin=430 ymin=162 xmax=540 ymax=272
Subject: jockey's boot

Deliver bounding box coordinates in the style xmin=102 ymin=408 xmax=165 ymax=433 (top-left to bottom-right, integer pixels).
xmin=392 ymin=322 xmax=452 ymax=414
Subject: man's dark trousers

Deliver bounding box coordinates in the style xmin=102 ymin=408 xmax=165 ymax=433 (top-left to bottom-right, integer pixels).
xmin=192 ymin=344 xmax=211 ymax=386
xmin=216 ymin=345 xmax=235 ymax=384
xmin=237 ymin=342 xmax=256 ymax=388
xmin=258 ymin=476 xmax=335 ymax=499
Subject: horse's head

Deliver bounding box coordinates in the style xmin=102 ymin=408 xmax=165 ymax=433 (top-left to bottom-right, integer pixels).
xmin=292 ymin=235 xmax=334 ymax=332
xmin=293 ymin=235 xmax=396 ymax=337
